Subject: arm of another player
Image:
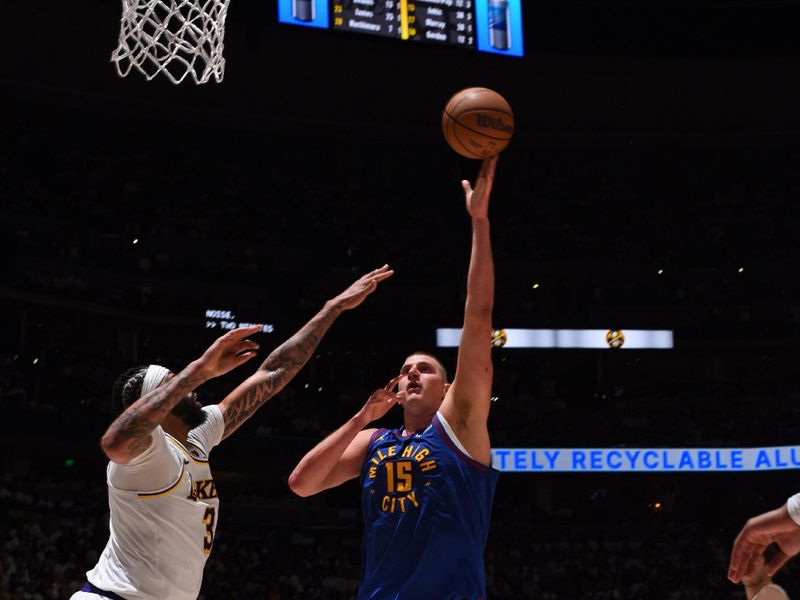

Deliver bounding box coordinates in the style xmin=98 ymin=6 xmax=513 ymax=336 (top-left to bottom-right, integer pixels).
xmin=217 ymin=266 xmax=394 ymax=439
xmin=101 ymin=326 xmax=262 ymax=464
xmin=289 ymin=376 xmax=406 ymax=497
xmin=729 ymin=502 xmax=800 ymax=583
xmin=439 ymin=156 xmax=497 ymax=466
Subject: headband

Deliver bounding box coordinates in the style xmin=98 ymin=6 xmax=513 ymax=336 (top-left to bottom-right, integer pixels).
xmin=140 ymin=365 xmax=170 ymax=398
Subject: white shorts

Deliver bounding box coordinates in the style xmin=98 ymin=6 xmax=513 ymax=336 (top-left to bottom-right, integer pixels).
xmin=70 ymin=593 xmax=109 ymax=600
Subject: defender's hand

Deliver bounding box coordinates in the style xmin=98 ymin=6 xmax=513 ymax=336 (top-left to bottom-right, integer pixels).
xmin=331 ymin=265 xmax=394 ymax=311
xmin=195 ymin=325 xmax=261 ymax=379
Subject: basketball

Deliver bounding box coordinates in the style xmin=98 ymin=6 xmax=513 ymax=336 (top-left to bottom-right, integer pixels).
xmin=442 ymin=87 xmax=514 ymax=159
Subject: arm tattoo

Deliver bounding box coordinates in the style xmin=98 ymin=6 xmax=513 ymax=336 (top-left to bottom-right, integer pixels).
xmin=105 ymin=371 xmax=206 ymax=455
xmin=221 ymin=375 xmax=276 ymax=436
xmin=222 ymin=303 xmax=341 ymax=436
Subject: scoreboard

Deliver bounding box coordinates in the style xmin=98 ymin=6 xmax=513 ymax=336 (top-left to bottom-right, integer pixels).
xmin=278 ymin=0 xmax=524 ymax=57
xmin=335 ymin=0 xmax=473 ymax=47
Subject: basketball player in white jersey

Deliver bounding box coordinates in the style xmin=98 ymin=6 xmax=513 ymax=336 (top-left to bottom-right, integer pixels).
xmin=729 ymin=496 xmax=800 ymax=591
xmin=70 ymin=266 xmax=393 ymax=600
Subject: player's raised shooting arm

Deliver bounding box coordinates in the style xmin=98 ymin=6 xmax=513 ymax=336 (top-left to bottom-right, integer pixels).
xmin=218 ymin=266 xmax=393 ymax=439
xmin=289 ymin=375 xmax=405 ymax=497
xmin=101 ymin=326 xmax=262 ymax=464
xmin=439 ymin=157 xmax=497 ymax=465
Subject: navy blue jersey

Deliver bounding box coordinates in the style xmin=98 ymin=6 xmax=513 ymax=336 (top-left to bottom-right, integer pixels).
xmin=358 ymin=412 xmax=499 ymax=600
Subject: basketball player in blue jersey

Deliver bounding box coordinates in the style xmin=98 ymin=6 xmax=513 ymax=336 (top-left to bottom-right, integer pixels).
xmin=289 ymin=156 xmax=500 ymax=600
xmin=70 ymin=267 xmax=393 ymax=600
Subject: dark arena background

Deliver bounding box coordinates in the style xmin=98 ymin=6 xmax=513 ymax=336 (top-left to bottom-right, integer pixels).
xmin=4 ymin=0 xmax=800 ymax=598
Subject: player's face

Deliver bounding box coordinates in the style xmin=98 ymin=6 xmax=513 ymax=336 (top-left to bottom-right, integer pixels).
xmin=160 ymin=373 xmax=207 ymax=429
xmin=398 ymin=355 xmax=447 ymax=412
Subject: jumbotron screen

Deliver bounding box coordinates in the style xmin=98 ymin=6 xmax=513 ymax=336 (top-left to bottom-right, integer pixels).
xmin=278 ymin=0 xmax=524 ymax=57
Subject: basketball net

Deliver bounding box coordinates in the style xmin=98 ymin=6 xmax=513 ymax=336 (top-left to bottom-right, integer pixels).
xmin=111 ymin=0 xmax=231 ymax=85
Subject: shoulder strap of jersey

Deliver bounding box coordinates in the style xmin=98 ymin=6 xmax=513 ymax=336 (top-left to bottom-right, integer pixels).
xmin=432 ymin=413 xmax=491 ymax=472
xmin=369 ymin=428 xmax=388 ymax=444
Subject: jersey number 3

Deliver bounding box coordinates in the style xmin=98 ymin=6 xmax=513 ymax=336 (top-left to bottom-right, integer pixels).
xmin=202 ymin=507 xmax=216 ymax=554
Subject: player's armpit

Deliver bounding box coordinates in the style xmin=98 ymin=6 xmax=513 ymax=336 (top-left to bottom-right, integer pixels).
xmin=438 ymin=325 xmax=494 ymax=465
xmin=439 ymin=392 xmax=493 ymax=467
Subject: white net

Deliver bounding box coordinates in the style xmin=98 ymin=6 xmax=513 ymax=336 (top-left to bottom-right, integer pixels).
xmin=111 ymin=0 xmax=231 ymax=85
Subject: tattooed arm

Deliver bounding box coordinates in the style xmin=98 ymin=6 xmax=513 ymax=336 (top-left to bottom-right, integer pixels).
xmin=101 ymin=326 xmax=263 ymax=464
xmin=217 ymin=265 xmax=394 ymax=439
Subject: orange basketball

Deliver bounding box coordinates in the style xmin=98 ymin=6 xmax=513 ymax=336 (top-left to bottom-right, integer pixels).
xmin=442 ymin=87 xmax=514 ymax=159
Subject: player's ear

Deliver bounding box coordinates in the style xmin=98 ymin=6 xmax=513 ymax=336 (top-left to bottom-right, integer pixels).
xmin=443 ymin=383 xmax=451 ymax=396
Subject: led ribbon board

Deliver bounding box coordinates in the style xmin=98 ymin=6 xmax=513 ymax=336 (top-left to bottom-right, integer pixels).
xmin=437 ymin=328 xmax=674 ymax=349
xmin=492 ymin=447 xmax=800 ymax=473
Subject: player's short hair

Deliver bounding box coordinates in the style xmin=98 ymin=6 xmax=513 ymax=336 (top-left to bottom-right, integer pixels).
xmin=404 ymin=351 xmax=448 ymax=382
xmin=111 ymin=365 xmax=149 ymax=414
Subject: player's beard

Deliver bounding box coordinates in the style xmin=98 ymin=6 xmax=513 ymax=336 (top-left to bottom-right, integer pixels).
xmin=171 ymin=395 xmax=208 ymax=429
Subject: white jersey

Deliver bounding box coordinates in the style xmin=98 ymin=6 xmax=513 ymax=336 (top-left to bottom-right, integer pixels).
xmin=86 ymin=405 xmax=225 ymax=600
xmin=753 ymin=583 xmax=790 ymax=600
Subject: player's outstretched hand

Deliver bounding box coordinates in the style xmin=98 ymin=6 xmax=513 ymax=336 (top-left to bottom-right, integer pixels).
xmin=195 ymin=325 xmax=261 ymax=379
xmin=462 ymin=155 xmax=498 ymax=220
xmin=357 ymin=375 xmax=407 ymax=425
xmin=331 ymin=265 xmax=394 ymax=311
xmin=728 ymin=505 xmax=800 ymax=583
